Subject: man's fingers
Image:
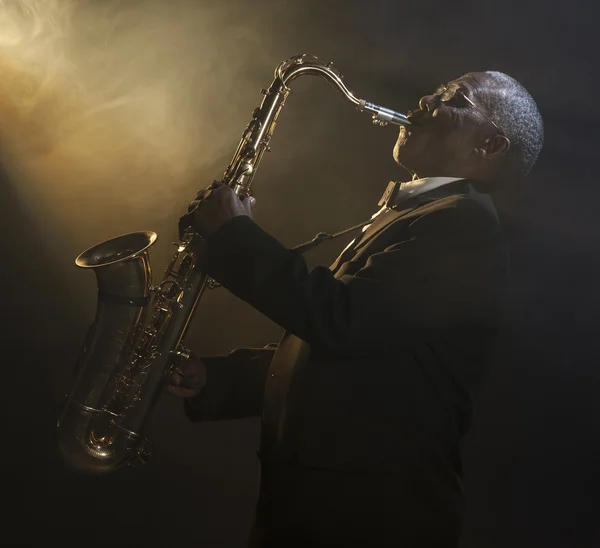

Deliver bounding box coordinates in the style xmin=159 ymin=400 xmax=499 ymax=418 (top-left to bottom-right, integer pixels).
xmin=194 ymin=181 xmax=219 ymax=201
xmin=178 ymin=211 xmax=195 ymax=238
xmin=198 ymin=180 xmax=223 ymax=197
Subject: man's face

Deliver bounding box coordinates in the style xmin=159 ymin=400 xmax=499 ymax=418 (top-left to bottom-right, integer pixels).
xmin=393 ymin=72 xmax=497 ymax=177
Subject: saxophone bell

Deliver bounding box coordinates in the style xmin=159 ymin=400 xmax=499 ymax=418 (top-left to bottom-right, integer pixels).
xmin=57 ymin=231 xmax=157 ymax=472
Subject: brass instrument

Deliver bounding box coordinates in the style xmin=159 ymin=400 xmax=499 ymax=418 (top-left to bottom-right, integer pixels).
xmin=56 ymin=54 xmax=411 ymax=473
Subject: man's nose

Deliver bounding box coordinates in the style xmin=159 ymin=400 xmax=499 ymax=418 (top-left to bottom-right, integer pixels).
xmin=419 ymin=94 xmax=439 ymax=112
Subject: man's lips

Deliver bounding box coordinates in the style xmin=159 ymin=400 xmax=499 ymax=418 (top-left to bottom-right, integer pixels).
xmin=406 ymin=109 xmax=431 ymax=126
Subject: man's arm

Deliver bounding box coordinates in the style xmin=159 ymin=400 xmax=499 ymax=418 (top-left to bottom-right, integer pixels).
xmin=183 ymin=345 xmax=276 ymax=421
xmin=200 ymin=197 xmax=505 ymax=356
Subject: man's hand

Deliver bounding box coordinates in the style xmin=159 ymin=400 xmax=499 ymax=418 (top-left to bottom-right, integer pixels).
xmin=164 ymin=355 xmax=207 ymax=398
xmin=179 ymin=181 xmax=255 ymax=239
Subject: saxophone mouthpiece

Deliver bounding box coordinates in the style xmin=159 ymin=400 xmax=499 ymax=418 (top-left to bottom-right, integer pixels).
xmin=358 ymin=99 xmax=411 ymax=127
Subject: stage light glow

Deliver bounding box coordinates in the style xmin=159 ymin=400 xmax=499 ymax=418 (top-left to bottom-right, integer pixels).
xmin=0 ymin=0 xmax=283 ymax=259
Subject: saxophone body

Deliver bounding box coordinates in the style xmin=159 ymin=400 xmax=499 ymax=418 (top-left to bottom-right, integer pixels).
xmin=56 ymin=54 xmax=410 ymax=473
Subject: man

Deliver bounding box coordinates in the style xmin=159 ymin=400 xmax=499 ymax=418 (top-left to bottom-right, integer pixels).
xmin=167 ymin=71 xmax=543 ymax=547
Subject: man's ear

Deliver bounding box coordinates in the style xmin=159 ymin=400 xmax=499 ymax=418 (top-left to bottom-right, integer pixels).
xmin=475 ymin=135 xmax=511 ymax=159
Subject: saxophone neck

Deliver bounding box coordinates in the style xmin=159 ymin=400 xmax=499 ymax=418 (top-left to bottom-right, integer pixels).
xmin=222 ymin=54 xmax=411 ymax=196
xmin=276 ymin=54 xmax=412 ymax=127
xmin=276 ymin=54 xmax=362 ymax=107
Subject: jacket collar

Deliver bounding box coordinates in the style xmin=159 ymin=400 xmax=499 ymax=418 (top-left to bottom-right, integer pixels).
xmin=362 ymin=177 xmax=473 ymax=245
xmin=329 ymin=178 xmax=488 ymax=273
xmin=379 ymin=176 xmax=464 ymax=209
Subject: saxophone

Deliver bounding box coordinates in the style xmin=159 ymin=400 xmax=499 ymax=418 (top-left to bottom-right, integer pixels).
xmin=56 ymin=54 xmax=411 ymax=473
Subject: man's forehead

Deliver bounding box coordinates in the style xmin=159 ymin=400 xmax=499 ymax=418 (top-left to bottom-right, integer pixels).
xmin=449 ymin=72 xmax=493 ymax=90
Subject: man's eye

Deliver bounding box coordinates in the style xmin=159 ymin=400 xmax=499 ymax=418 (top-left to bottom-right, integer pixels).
xmin=447 ymin=93 xmax=469 ymax=108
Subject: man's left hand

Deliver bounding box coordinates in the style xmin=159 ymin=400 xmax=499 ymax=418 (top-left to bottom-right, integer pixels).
xmin=179 ymin=181 xmax=255 ymax=239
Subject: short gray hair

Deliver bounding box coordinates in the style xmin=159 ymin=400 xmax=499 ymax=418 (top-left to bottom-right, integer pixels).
xmin=483 ymin=71 xmax=544 ymax=178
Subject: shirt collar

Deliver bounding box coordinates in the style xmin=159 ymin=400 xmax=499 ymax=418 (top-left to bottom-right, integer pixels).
xmin=396 ymin=176 xmax=464 ymax=203
xmin=376 ymin=176 xmax=465 ymax=212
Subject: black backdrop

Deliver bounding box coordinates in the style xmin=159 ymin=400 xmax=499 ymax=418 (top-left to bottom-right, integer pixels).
xmin=1 ymin=1 xmax=599 ymax=546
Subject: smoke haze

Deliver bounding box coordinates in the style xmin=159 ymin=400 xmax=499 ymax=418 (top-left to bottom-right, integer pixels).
xmin=0 ymin=0 xmax=303 ymax=253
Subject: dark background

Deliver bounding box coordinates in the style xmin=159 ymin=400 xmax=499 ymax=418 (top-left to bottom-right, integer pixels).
xmin=1 ymin=1 xmax=599 ymax=546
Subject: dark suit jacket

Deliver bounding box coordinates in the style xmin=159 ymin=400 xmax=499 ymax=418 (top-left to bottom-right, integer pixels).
xmin=186 ymin=179 xmax=508 ymax=546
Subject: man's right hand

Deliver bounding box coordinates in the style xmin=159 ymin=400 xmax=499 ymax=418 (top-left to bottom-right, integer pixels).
xmin=164 ymin=355 xmax=207 ymax=398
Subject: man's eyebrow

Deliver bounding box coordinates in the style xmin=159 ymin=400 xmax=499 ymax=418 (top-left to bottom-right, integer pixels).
xmin=460 ymin=84 xmax=472 ymax=95
xmin=460 ymin=75 xmax=481 ymax=95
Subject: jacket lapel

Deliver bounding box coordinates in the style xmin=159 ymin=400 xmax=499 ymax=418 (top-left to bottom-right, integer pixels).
xmin=352 ymin=202 xmax=419 ymax=253
xmin=354 ymin=179 xmax=477 ymax=253
xmin=329 ymin=179 xmax=484 ymax=275
xmin=329 ymin=202 xmax=419 ymax=274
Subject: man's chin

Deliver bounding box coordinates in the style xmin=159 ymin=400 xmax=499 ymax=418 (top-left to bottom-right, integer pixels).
xmin=393 ymin=129 xmax=433 ymax=174
xmin=396 ymin=125 xmax=411 ymax=146
xmin=393 ymin=143 xmax=412 ymax=168
xmin=394 ymin=141 xmax=426 ymax=178
xmin=393 ymin=126 xmax=418 ymax=156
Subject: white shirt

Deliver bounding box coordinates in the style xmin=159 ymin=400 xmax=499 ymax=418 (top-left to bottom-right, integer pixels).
xmin=393 ymin=176 xmax=464 ymax=206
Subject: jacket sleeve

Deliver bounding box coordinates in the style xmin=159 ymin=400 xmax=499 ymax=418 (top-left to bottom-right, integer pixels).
xmin=184 ymin=345 xmax=276 ymax=421
xmin=201 ymin=197 xmax=505 ymax=356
